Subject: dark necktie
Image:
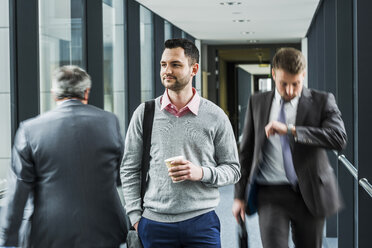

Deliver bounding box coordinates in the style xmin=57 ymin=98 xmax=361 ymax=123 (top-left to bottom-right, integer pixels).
xmin=278 ymin=100 xmax=298 ymax=185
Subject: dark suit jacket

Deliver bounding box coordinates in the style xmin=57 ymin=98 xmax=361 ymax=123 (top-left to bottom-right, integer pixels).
xmin=0 ymin=100 xmax=128 ymax=247
xmin=235 ymin=88 xmax=347 ymax=217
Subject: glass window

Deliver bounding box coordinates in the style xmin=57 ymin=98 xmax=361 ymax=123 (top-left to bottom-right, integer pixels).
xmin=140 ymin=6 xmax=154 ymax=102
xmin=103 ymin=0 xmax=127 ymax=138
xmin=164 ymin=20 xmax=172 ymax=41
xmin=0 ymin=0 xmax=11 ymax=180
xmin=39 ymin=0 xmax=85 ymax=113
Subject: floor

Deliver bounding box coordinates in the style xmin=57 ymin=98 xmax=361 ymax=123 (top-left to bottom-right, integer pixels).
xmin=0 ymin=185 xmax=337 ymax=248
xmin=215 ymin=185 xmax=338 ymax=248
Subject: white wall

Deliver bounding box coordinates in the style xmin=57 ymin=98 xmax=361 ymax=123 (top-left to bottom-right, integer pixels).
xmin=301 ymin=37 xmax=308 ymax=88
xmin=0 ymin=0 xmax=11 ymax=181
xmin=195 ymin=39 xmax=202 ymax=94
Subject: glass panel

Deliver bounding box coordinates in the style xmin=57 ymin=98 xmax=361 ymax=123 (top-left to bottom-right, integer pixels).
xmin=103 ymin=0 xmax=127 ymax=138
xmin=140 ymin=6 xmax=154 ymax=102
xmin=39 ymin=0 xmax=85 ymax=113
xmin=164 ymin=20 xmax=172 ymax=41
xmin=0 ymin=0 xmax=11 ymax=181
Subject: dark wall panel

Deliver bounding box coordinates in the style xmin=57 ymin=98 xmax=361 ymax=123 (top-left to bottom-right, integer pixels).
xmin=323 ymin=0 xmax=338 ymax=237
xmin=336 ymin=0 xmax=355 ymax=246
xmin=307 ymin=0 xmax=355 ymax=245
xmin=356 ymin=0 xmax=372 ymax=247
xmin=153 ymin=14 xmax=164 ymax=98
xmin=207 ymin=46 xmax=218 ymax=104
xmin=186 ymin=33 xmax=195 ymax=43
xmin=307 ymin=25 xmax=315 ymax=89
xmin=172 ymin=26 xmax=182 ymax=39
xmin=315 ymin=4 xmax=324 ymax=91
xmin=86 ymin=0 xmax=103 ymax=108
xmin=237 ymin=68 xmax=251 ymax=138
xmin=10 ymin=0 xmax=39 ymax=142
xmin=324 ymin=0 xmax=336 ymax=95
xmin=127 ymin=0 xmax=141 ymax=119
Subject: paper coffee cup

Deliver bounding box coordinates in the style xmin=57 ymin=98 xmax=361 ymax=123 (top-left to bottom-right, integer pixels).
xmin=164 ymin=155 xmax=185 ymax=183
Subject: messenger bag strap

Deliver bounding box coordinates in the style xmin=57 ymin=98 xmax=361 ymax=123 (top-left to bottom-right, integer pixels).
xmin=140 ymin=99 xmax=155 ymax=206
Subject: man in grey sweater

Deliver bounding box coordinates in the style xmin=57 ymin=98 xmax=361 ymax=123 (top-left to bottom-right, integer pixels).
xmin=121 ymin=38 xmax=241 ymax=248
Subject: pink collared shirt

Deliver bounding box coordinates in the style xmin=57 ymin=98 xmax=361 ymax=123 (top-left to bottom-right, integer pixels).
xmin=160 ymin=88 xmax=200 ymax=117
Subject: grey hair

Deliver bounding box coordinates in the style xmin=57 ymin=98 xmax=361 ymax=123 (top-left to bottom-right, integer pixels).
xmin=52 ymin=65 xmax=91 ymax=100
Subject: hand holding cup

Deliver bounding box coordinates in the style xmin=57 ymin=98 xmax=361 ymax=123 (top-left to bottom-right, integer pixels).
xmin=165 ymin=156 xmax=203 ymax=183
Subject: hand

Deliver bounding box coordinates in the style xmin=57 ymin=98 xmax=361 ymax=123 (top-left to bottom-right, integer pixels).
xmin=168 ymin=158 xmax=203 ymax=182
xmin=232 ymin=199 xmax=246 ymax=223
xmin=133 ymin=221 xmax=139 ymax=231
xmin=232 ymin=199 xmax=245 ymax=224
xmin=265 ymin=120 xmax=287 ymax=138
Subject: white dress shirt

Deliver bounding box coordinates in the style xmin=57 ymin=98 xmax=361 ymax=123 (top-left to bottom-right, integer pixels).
xmin=256 ymin=88 xmax=300 ymax=184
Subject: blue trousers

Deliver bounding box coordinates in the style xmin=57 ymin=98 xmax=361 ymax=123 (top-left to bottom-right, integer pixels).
xmin=138 ymin=210 xmax=221 ymax=248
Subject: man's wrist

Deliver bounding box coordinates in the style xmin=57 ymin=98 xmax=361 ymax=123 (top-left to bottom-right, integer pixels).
xmin=199 ymin=166 xmax=204 ymax=181
xmin=287 ymin=124 xmax=295 ymax=136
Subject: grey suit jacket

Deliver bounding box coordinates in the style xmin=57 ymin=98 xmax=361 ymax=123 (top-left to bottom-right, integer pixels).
xmin=235 ymin=87 xmax=347 ymax=217
xmin=0 ymin=100 xmax=128 ymax=247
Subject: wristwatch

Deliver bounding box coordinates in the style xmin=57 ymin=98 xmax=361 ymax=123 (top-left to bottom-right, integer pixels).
xmin=287 ymin=124 xmax=294 ymax=135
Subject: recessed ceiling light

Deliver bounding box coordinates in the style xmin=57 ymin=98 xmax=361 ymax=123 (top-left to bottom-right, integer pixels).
xmin=249 ymin=40 xmax=258 ymax=43
xmin=233 ymin=19 xmax=250 ymax=23
xmin=220 ymin=2 xmax=242 ymax=6
xmin=241 ymin=31 xmax=255 ymax=35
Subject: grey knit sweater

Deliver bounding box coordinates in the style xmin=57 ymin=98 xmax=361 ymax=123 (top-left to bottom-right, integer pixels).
xmin=120 ymin=97 xmax=241 ymax=225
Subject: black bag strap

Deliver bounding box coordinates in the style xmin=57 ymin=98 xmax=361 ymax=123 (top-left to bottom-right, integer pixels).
xmin=140 ymin=100 xmax=155 ymax=205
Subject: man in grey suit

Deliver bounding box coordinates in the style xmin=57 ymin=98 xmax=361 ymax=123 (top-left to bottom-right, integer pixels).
xmin=0 ymin=65 xmax=128 ymax=247
xmin=232 ymin=48 xmax=347 ymax=248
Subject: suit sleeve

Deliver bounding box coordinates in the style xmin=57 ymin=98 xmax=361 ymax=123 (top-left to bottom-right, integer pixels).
xmin=0 ymin=123 xmax=35 ymax=246
xmin=295 ymin=93 xmax=347 ymax=151
xmin=115 ymin=116 xmax=125 ymax=187
xmin=234 ymin=97 xmax=255 ymax=200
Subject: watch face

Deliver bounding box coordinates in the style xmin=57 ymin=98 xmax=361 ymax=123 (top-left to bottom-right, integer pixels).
xmin=287 ymin=124 xmax=294 ymax=135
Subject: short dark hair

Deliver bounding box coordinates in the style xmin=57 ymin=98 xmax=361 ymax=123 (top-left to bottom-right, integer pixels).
xmin=272 ymin=47 xmax=306 ymax=74
xmin=164 ymin=38 xmax=199 ymax=65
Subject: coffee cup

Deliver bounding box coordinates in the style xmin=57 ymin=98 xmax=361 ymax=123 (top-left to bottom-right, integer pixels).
xmin=164 ymin=155 xmax=185 ymax=183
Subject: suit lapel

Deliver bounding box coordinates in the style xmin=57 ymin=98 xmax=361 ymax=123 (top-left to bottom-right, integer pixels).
xmin=257 ymin=91 xmax=275 ymax=150
xmin=263 ymin=91 xmax=275 ymax=125
xmin=295 ymin=87 xmax=312 ymax=126
xmin=250 ymin=91 xmax=275 ymax=180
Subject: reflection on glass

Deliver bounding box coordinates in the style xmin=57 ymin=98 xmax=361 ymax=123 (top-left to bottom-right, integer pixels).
xmin=0 ymin=0 xmax=11 ymax=180
xmin=39 ymin=0 xmax=85 ymax=113
xmin=140 ymin=6 xmax=154 ymax=102
xmin=102 ymin=0 xmax=127 ymax=138
xmin=164 ymin=20 xmax=172 ymax=41
xmin=182 ymin=31 xmax=186 ymax=39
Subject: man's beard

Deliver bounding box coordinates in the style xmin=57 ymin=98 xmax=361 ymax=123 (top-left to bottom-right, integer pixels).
xmin=162 ymin=76 xmax=190 ymax=92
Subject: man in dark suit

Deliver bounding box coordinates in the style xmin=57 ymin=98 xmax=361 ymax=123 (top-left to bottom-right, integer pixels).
xmin=232 ymin=48 xmax=347 ymax=248
xmin=0 ymin=65 xmax=128 ymax=247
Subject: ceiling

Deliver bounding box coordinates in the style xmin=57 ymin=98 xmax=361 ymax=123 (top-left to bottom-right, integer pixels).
xmin=136 ymin=0 xmax=320 ymax=45
xmin=237 ymin=64 xmax=271 ymax=75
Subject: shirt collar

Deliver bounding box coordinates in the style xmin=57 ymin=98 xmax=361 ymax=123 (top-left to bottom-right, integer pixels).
xmin=56 ymin=99 xmax=82 ymax=106
xmin=274 ymin=88 xmax=300 ymax=107
xmin=160 ymin=88 xmax=201 ymax=115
